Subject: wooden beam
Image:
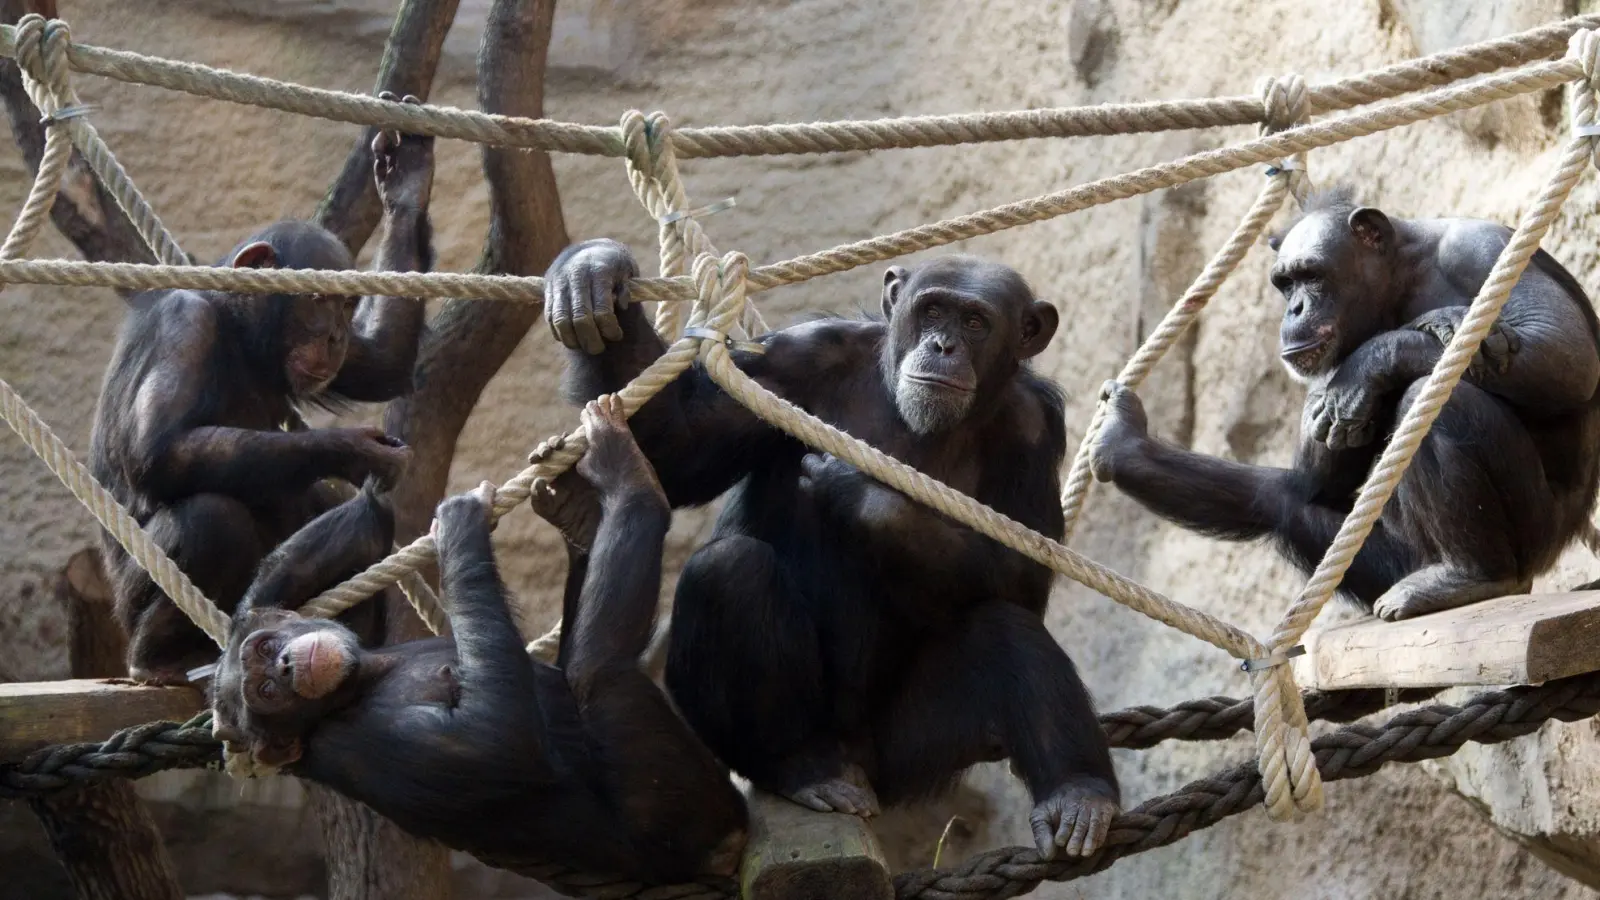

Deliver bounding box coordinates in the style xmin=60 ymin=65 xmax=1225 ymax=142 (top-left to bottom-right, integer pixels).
xmin=1293 ymin=591 xmax=1600 ymax=691
xmin=739 ymin=787 xmax=892 ymax=900
xmin=0 ymin=679 xmax=205 ymax=761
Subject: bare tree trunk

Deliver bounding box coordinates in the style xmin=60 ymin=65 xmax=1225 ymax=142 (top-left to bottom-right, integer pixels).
xmin=304 ymin=3 xmax=466 ymax=898
xmin=24 ymin=549 xmax=185 ymax=900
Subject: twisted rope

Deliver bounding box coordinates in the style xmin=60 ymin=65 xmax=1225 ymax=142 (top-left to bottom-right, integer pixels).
xmin=1058 ymin=74 xmax=1304 ymax=544
xmin=1246 ymin=31 xmax=1600 ymax=823
xmin=4 ymin=15 xmax=1597 ymax=159
xmin=11 ymin=16 xmax=187 ymax=266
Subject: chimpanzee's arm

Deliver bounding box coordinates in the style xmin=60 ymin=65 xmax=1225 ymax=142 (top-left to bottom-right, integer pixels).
xmin=237 ymin=484 xmax=395 ymax=616
xmin=563 ymin=489 xmax=670 ymax=682
xmin=130 ymin=299 xmax=406 ymax=504
xmin=1091 ymin=382 xmax=1304 ymax=541
xmin=552 ymin=240 xmax=848 ymax=506
xmin=433 ymin=490 xmax=542 ymax=724
xmin=326 ymin=121 xmax=434 ymax=402
xmin=1428 ymin=228 xmax=1600 ymax=414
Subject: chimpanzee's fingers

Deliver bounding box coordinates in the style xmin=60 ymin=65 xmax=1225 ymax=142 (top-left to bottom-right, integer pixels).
xmin=790 ymin=789 xmax=832 ymax=814
xmin=592 ymin=272 xmax=623 ymax=343
xmin=1312 ymin=408 xmax=1332 ymax=444
xmin=552 ymin=277 xmax=582 ymax=350
xmin=1030 ymin=811 xmax=1058 ymax=859
xmin=570 ymin=290 xmax=605 ymax=355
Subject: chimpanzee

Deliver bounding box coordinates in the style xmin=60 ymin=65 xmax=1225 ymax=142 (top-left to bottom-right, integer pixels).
xmin=546 ymin=242 xmax=1121 ymax=858
xmin=1091 ymin=186 xmax=1600 ymax=621
xmin=210 ymin=397 xmax=750 ymax=884
xmin=89 ymin=94 xmax=436 ymax=683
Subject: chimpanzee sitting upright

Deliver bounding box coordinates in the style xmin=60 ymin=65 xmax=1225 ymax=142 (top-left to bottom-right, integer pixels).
xmin=546 ymin=242 xmax=1119 ymax=858
xmin=90 ymin=94 xmax=435 ymax=683
xmin=1091 ymin=186 xmax=1600 ymax=620
xmin=210 ymin=396 xmax=749 ymax=884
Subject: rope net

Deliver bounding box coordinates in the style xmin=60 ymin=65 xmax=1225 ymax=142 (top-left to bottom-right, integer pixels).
xmin=1 ymin=5 xmax=1598 ymax=865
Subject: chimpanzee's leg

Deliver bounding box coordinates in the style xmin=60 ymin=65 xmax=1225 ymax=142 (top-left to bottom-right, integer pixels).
xmin=1372 ymin=381 xmax=1547 ymax=620
xmin=665 ymin=536 xmax=878 ymax=815
xmin=557 ymin=397 xmax=749 ymax=880
xmin=115 ymin=493 xmax=267 ymax=683
xmin=874 ymin=601 xmax=1119 ymax=859
xmin=241 ymin=484 xmax=395 ymax=615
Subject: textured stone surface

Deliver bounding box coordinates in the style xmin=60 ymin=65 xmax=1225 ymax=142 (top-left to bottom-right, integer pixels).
xmin=6 ymin=0 xmax=1600 ymax=897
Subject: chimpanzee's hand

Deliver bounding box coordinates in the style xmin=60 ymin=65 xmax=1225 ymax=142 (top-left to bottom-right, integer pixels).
xmin=1029 ymin=781 xmax=1119 ymax=860
xmin=1309 ymin=367 xmax=1383 ymax=451
xmin=545 ymin=239 xmax=639 ymax=355
xmin=1409 ymin=305 xmax=1520 ymax=379
xmin=372 ymin=93 xmax=434 ymax=211
xmin=339 ymin=427 xmax=411 ymax=490
xmin=576 ymin=394 xmax=667 ymax=506
xmin=1089 ymin=381 xmax=1148 ymax=483
xmin=798 ymin=452 xmax=869 ymax=514
xmin=433 ymin=480 xmax=498 ymax=543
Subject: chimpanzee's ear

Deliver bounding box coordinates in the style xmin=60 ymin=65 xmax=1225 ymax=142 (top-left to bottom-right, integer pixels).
xmin=881 ymin=266 xmax=909 ymax=319
xmin=229 ymin=241 xmax=278 ymax=269
xmin=252 ymin=732 xmax=303 ymax=769
xmin=1018 ymin=301 xmax=1060 ymax=360
xmin=1347 ymin=207 xmax=1394 ymax=251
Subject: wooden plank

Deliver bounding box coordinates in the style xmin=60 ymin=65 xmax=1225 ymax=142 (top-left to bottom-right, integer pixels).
xmin=739 ymin=787 xmax=891 ymax=900
xmin=0 ymin=679 xmax=205 ymax=761
xmin=1292 ymin=591 xmax=1600 ymax=691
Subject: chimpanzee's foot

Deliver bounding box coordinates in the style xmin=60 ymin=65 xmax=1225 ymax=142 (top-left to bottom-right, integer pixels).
xmin=785 ymin=763 xmax=881 ymax=817
xmin=699 ymin=827 xmax=749 ymax=878
xmin=372 ymin=92 xmax=434 ymax=209
xmin=577 ymin=394 xmax=667 ymax=505
xmin=1372 ymin=564 xmax=1530 ymax=621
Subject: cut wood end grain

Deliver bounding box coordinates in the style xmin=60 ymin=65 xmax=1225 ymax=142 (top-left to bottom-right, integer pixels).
xmin=739 ymin=785 xmax=891 ymax=900
xmin=1291 ymin=591 xmax=1600 ymax=691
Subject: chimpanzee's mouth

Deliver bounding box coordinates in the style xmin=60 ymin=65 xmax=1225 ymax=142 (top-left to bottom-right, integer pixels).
xmin=1279 ymin=338 xmax=1327 ymax=363
xmin=904 ymin=373 xmax=975 ymax=393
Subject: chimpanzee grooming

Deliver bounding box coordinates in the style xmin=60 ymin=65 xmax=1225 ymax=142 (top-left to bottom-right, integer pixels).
xmin=1091 ymin=186 xmax=1600 ymax=620
xmin=210 ymin=397 xmax=749 ymax=883
xmin=89 ymin=94 xmax=436 ymax=683
xmin=546 ymin=241 xmax=1121 ymax=858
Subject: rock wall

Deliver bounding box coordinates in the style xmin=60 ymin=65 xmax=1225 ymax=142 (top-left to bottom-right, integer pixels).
xmin=6 ymin=0 xmax=1600 ymax=897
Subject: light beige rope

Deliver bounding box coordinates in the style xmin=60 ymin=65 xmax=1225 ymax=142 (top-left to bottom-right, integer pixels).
xmin=5 ymin=14 xmax=1597 ymax=159
xmin=0 ymin=20 xmax=225 ymax=646
xmin=297 ymin=256 xmax=735 ymax=618
xmin=11 ymin=16 xmax=188 ymax=266
xmin=0 ymin=56 xmax=1576 ymax=309
xmin=1059 ymin=74 xmax=1306 ymax=543
xmin=1245 ymin=30 xmax=1600 ymax=822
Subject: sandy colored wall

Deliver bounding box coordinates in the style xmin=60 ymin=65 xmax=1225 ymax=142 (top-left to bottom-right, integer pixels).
xmin=6 ymin=0 xmax=1600 ymax=897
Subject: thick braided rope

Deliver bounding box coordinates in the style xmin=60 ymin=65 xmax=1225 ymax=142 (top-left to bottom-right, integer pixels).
xmin=894 ymin=672 xmax=1600 ymax=900
xmin=12 ymin=675 xmax=1598 ymax=900
xmin=12 ymin=16 xmax=187 ymax=266
xmin=0 ymin=59 xmax=1575 ymax=307
xmin=1249 ymin=32 xmax=1600 ymax=824
xmin=298 ymin=255 xmax=737 ymax=618
xmin=0 ymin=686 xmax=1423 ymax=800
xmin=0 ymin=384 xmax=229 ymax=643
xmin=5 ymin=15 xmax=1598 ymax=160
xmin=623 ymin=111 xmax=715 ymax=340
xmin=1058 ymin=74 xmax=1304 ymax=544
xmin=690 ymin=254 xmax=1264 ymax=660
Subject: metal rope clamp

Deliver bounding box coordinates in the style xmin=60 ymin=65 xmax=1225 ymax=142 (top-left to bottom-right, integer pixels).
xmin=683 ymin=324 xmax=766 ymax=355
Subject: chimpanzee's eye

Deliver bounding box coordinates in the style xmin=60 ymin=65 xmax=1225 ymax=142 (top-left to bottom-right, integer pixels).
xmin=924 ymin=304 xmax=944 ymax=321
xmin=963 ymin=314 xmax=984 ymax=331
xmin=258 ymin=680 xmax=277 ymax=700
xmin=255 ymin=638 xmax=277 ymax=659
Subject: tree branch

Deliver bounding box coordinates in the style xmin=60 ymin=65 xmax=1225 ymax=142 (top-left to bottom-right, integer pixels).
xmin=0 ymin=0 xmax=157 ymax=283
xmin=382 ymin=0 xmax=570 ymax=588
xmin=313 ymin=0 xmax=461 ymax=253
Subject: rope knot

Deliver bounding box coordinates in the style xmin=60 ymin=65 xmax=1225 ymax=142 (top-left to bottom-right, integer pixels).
xmin=1569 ymin=30 xmax=1600 ymax=151
xmin=1256 ymin=73 xmax=1312 ymax=206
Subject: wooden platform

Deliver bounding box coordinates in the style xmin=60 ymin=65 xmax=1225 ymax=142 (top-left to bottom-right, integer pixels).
xmin=740 ymin=786 xmax=891 ymax=900
xmin=1292 ymin=590 xmax=1600 ymax=691
xmin=0 ymin=679 xmax=205 ymax=761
